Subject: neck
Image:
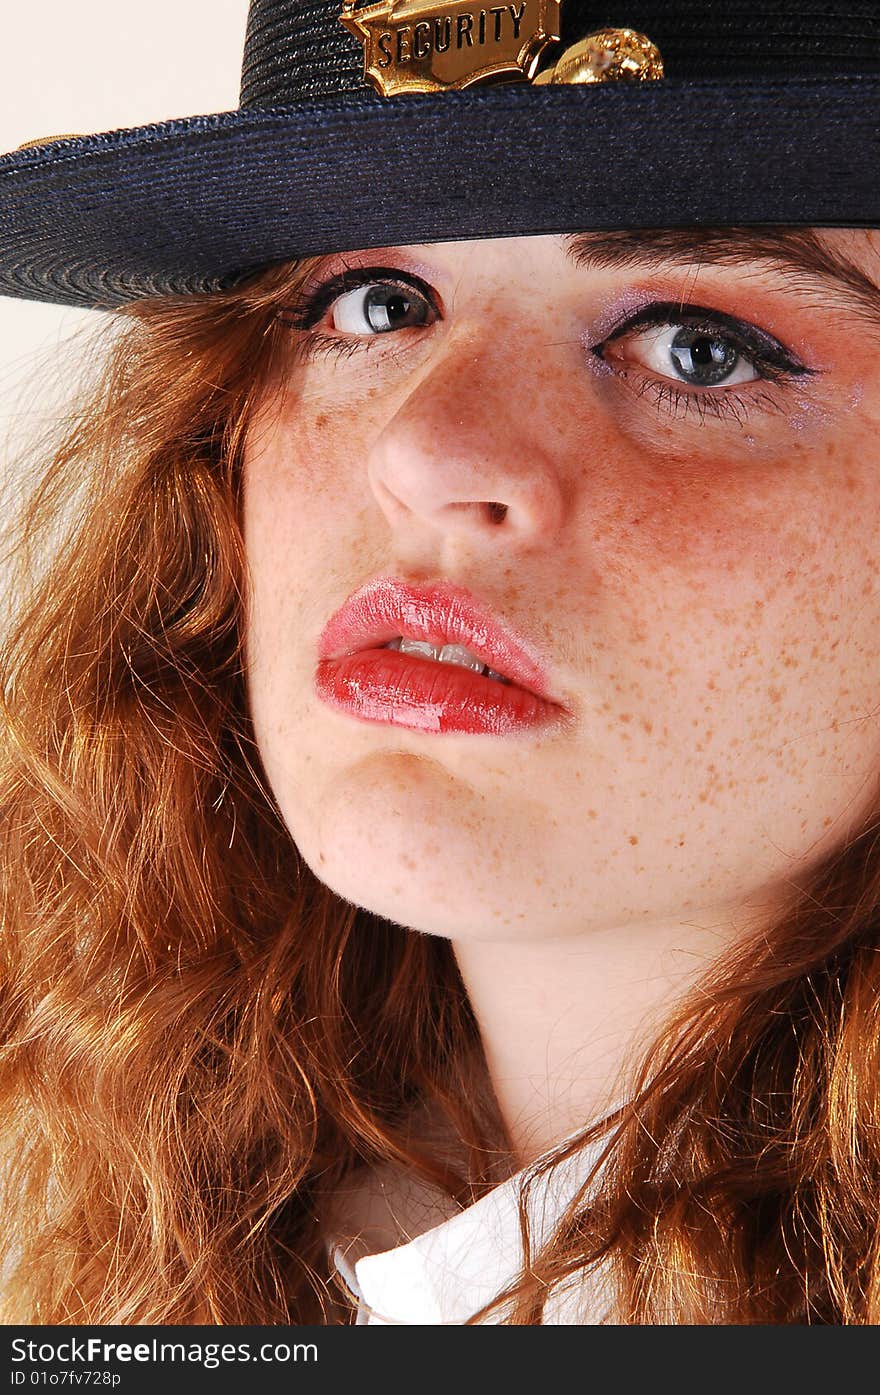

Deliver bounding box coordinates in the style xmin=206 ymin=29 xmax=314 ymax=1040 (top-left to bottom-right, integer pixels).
xmin=452 ymin=897 xmax=778 ymax=1169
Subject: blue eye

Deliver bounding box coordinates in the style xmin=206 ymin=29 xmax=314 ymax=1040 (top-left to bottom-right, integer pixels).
xmin=626 ymin=322 xmax=760 ymax=388
xmin=330 ymin=282 xmax=434 ymax=335
xmin=595 ymin=301 xmax=809 ymax=391
xmin=279 ymin=265 xmax=440 ymax=339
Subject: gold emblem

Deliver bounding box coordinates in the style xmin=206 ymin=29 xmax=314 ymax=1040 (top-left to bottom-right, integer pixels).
xmin=532 ymin=27 xmax=664 ymax=83
xmin=340 ymin=0 xmax=562 ymax=96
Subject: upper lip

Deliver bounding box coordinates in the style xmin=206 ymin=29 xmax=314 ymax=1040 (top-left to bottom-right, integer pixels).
xmin=317 ymin=576 xmax=562 ymax=702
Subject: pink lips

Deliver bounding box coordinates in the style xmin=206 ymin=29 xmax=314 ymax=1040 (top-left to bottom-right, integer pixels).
xmin=314 ymin=577 xmax=568 ymax=736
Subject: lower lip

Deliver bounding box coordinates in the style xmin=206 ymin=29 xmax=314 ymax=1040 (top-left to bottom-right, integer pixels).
xmin=314 ymin=649 xmax=561 ymax=735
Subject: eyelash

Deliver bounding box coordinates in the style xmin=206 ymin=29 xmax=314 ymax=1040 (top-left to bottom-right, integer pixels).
xmin=277 ymin=268 xmax=811 ymax=425
xmin=625 ymin=378 xmax=786 ymax=427
xmin=279 ymin=266 xmax=440 ymax=345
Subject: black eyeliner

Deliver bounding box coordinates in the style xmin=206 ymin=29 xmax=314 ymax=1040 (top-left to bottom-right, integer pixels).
xmin=594 ymin=300 xmax=814 ymax=379
xmin=280 ymin=265 xmax=441 ymax=330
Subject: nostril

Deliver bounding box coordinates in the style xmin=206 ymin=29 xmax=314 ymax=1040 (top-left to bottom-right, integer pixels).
xmin=486 ymin=502 xmax=508 ymax=525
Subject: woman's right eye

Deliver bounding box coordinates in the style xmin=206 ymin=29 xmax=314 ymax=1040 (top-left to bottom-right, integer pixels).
xmin=280 ymin=268 xmax=441 ymax=342
xmin=330 ymin=281 xmax=435 ymax=336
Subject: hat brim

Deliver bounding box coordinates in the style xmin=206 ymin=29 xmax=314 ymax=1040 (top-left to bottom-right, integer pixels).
xmin=1 ymin=77 xmax=878 ymax=311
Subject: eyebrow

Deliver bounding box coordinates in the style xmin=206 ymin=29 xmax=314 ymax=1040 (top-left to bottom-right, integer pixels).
xmin=561 ymin=228 xmax=880 ymax=326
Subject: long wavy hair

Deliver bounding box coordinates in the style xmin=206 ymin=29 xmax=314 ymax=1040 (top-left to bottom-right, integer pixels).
xmin=2 ymin=249 xmax=880 ymax=1324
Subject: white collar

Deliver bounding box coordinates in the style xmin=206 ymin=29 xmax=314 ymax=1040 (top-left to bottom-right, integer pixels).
xmin=326 ymin=1133 xmax=611 ymax=1325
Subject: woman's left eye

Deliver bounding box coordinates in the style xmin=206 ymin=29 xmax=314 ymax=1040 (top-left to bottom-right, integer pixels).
xmin=594 ymin=303 xmax=808 ymax=393
xmin=610 ymin=322 xmax=760 ymax=388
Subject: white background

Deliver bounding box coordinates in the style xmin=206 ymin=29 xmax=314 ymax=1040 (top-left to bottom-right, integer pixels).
xmin=0 ymin=1 xmax=250 ymax=445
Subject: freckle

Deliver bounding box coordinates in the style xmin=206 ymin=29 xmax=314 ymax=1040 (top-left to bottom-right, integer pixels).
xmin=315 ymin=412 xmax=328 ymax=430
xmin=620 ymin=713 xmax=632 ymax=723
xmin=641 ymin=718 xmax=654 ymax=734
xmin=767 ymin=687 xmax=783 ymax=704
xmin=699 ymin=790 xmax=709 ymax=802
xmin=823 ymin=816 xmax=833 ymax=827
xmin=707 ymin=678 xmax=716 ymax=690
xmin=588 ymin=809 xmax=598 ymax=819
xmin=629 ymin=835 xmax=639 ymax=845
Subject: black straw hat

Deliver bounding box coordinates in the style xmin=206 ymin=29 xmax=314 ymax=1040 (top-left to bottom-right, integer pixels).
xmin=0 ymin=0 xmax=878 ymax=311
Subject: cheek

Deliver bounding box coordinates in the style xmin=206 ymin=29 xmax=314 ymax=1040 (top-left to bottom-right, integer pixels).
xmin=241 ymin=400 xmax=380 ymax=759
xmin=243 ymin=397 xmax=373 ymax=597
xmin=578 ymin=402 xmax=880 ymax=596
xmin=559 ymin=413 xmax=880 ymax=814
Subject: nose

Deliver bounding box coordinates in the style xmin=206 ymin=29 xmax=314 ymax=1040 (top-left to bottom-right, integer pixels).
xmin=366 ymin=324 xmax=568 ymax=547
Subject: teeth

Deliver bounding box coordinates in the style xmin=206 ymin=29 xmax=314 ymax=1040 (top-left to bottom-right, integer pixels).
xmin=438 ymin=642 xmax=486 ymax=674
xmin=399 ymin=638 xmax=441 ymax=662
xmin=383 ymin=636 xmax=510 ymax=684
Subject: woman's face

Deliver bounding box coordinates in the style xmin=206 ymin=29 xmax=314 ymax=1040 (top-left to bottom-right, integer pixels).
xmin=242 ymin=230 xmax=880 ymax=944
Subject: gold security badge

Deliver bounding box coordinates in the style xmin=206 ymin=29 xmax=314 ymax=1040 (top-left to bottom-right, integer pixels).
xmin=339 ymin=0 xmax=563 ymax=95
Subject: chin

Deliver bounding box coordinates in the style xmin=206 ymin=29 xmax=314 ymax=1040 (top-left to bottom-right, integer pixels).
xmin=288 ymin=814 xmax=529 ymax=944
xmin=291 ymin=817 xmax=469 ymax=939
xmin=273 ymin=748 xmax=560 ymax=942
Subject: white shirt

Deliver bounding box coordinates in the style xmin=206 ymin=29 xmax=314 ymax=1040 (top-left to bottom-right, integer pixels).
xmin=324 ymin=1133 xmax=611 ymax=1324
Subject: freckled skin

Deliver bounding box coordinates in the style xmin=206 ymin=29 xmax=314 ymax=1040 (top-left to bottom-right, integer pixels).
xmin=243 ymin=232 xmax=880 ymax=949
